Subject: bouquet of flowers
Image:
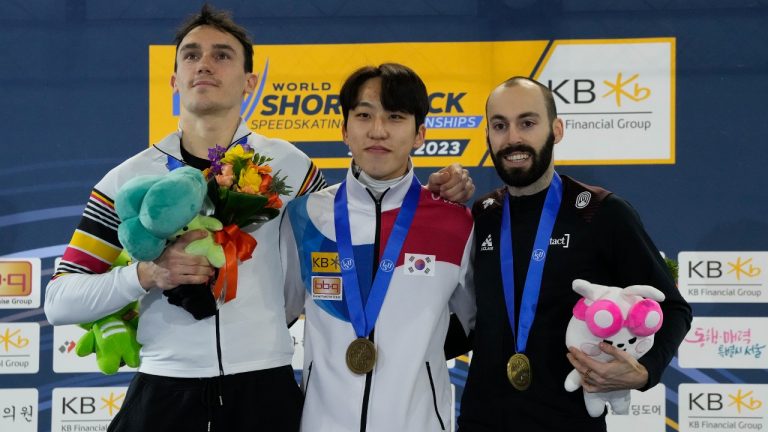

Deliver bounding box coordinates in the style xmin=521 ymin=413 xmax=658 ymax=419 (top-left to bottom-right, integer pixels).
xmin=165 ymin=142 xmax=293 ymax=318
xmin=205 ymin=142 xmax=292 ymax=226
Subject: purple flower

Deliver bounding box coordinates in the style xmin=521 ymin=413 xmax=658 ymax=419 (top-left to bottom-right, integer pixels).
xmin=208 ymin=145 xmax=227 ymax=175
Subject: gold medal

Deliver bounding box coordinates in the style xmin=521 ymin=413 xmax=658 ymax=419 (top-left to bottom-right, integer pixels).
xmin=506 ymin=353 xmax=532 ymax=391
xmin=346 ymin=338 xmax=377 ymax=374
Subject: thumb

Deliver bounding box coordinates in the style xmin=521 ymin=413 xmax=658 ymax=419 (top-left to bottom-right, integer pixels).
xmin=173 ymin=229 xmax=209 ymax=247
xmin=599 ymin=341 xmax=629 ymax=361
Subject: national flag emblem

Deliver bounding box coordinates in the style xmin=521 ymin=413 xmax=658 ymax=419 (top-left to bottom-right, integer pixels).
xmin=404 ymin=253 xmax=436 ymax=277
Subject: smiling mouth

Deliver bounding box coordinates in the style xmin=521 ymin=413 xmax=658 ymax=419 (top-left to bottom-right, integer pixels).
xmin=504 ymin=152 xmax=530 ymax=163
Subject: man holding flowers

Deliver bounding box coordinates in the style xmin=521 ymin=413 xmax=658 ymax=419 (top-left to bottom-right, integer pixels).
xmin=45 ymin=4 xmax=475 ymax=432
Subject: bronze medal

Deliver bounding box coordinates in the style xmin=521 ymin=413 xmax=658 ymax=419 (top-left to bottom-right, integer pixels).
xmin=346 ymin=338 xmax=377 ymax=374
xmin=506 ymin=353 xmax=532 ymax=391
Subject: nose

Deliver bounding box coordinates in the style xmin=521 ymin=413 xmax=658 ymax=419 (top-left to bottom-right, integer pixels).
xmin=197 ymin=52 xmax=213 ymax=74
xmin=505 ymin=126 xmax=523 ymax=145
xmin=367 ymin=115 xmax=388 ymax=139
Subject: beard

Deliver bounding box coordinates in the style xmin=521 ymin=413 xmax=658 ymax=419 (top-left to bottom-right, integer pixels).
xmin=489 ymin=130 xmax=555 ymax=187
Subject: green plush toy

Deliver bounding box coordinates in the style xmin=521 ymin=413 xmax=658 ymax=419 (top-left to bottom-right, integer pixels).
xmin=172 ymin=214 xmax=226 ymax=268
xmin=75 ymin=301 xmax=141 ymax=375
xmin=75 ymin=250 xmax=141 ymax=375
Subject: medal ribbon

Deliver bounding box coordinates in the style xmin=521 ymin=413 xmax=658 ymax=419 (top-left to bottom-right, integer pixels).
xmin=500 ymin=172 xmax=562 ymax=354
xmin=334 ymin=176 xmax=421 ymax=338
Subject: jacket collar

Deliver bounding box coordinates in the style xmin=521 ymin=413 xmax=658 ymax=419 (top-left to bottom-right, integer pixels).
xmin=153 ymin=119 xmax=253 ymax=162
xmin=343 ymin=160 xmax=419 ymax=212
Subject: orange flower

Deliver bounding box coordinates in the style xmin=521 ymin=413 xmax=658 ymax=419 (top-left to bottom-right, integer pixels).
xmin=266 ymin=193 xmax=282 ymax=209
xmin=259 ymin=174 xmax=273 ymax=194
xmin=216 ymin=164 xmax=235 ymax=188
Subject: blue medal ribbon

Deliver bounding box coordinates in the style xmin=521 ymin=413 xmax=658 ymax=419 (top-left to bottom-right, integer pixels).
xmin=500 ymin=172 xmax=562 ymax=354
xmin=334 ymin=176 xmax=421 ymax=338
xmin=166 ymin=155 xmax=185 ymax=171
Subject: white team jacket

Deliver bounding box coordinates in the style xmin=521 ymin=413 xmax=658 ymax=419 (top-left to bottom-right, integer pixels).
xmin=45 ymin=121 xmax=323 ymax=377
xmin=281 ymin=167 xmax=475 ymax=432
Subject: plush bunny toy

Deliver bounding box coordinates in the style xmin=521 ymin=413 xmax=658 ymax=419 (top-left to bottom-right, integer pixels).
xmin=564 ymin=279 xmax=664 ymax=417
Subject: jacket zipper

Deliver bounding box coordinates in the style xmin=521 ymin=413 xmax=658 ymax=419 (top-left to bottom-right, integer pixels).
xmin=305 ymin=361 xmax=314 ymax=395
xmin=426 ymin=362 xmax=446 ymax=430
xmin=359 ymin=188 xmax=386 ymax=432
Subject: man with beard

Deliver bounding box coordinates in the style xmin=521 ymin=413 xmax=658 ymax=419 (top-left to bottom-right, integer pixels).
xmin=457 ymin=77 xmax=691 ymax=431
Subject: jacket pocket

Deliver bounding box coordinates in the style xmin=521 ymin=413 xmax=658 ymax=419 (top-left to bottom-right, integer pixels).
xmin=425 ymin=362 xmax=446 ymax=430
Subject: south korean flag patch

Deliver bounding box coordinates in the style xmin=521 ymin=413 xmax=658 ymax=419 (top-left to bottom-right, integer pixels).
xmin=404 ymin=253 xmax=436 ymax=277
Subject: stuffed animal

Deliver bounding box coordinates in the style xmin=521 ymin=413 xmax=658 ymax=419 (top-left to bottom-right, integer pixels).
xmin=76 ymin=301 xmax=140 ymax=375
xmin=75 ymin=250 xmax=140 ymax=375
xmin=114 ymin=166 xmax=226 ymax=319
xmin=564 ymin=279 xmax=664 ymax=417
xmin=115 ymin=166 xmax=212 ymax=262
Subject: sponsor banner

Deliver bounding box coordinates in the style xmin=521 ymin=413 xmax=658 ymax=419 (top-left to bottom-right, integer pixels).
xmin=52 ymin=325 xmax=137 ymax=374
xmin=679 ymin=384 xmax=767 ymax=432
xmin=680 ymin=317 xmax=767 ymax=369
xmin=51 ymin=387 xmax=127 ymax=431
xmin=606 ymin=384 xmax=665 ymax=432
xmin=0 ymin=258 xmax=41 ymax=309
xmin=151 ymin=38 xmax=674 ymax=167
xmin=0 ymin=322 xmax=39 ymax=374
xmin=0 ymin=388 xmax=37 ymax=431
xmin=535 ymin=38 xmax=675 ymax=165
xmin=679 ymin=252 xmax=766 ymax=303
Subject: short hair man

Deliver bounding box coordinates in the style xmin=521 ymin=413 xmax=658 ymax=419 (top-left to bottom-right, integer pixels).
xmin=282 ymin=63 xmax=475 ymax=431
xmin=458 ymin=76 xmax=692 ymax=431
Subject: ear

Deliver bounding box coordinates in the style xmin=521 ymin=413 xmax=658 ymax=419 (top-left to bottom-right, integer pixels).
xmin=244 ymin=72 xmax=258 ymax=95
xmin=170 ymin=73 xmax=178 ymax=92
xmin=552 ymin=117 xmax=564 ymax=145
xmin=342 ymin=123 xmax=349 ymax=146
xmin=572 ymin=279 xmax=609 ymax=301
xmin=624 ymin=285 xmax=666 ymax=302
xmin=412 ymin=124 xmax=426 ymax=150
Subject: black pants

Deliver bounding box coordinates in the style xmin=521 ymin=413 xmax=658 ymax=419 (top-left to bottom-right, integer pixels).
xmin=108 ymin=365 xmax=303 ymax=432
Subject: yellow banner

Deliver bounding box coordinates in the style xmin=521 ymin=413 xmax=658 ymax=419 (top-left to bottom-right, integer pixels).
xmin=149 ymin=41 xmax=548 ymax=168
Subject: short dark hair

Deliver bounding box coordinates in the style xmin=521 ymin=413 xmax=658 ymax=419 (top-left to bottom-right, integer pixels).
xmin=339 ymin=63 xmax=429 ymax=130
xmin=173 ymin=4 xmax=254 ymax=73
xmin=490 ymin=76 xmax=558 ymax=123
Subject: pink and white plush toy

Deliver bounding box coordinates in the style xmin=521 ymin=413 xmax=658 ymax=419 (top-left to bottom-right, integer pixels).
xmin=564 ymin=279 xmax=664 ymax=417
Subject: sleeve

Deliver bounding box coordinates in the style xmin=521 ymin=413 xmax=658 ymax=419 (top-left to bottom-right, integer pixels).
xmin=295 ymin=160 xmax=327 ymax=197
xmin=280 ymin=202 xmax=306 ymax=324
xmin=596 ymin=196 xmax=693 ymax=390
xmin=44 ymin=188 xmax=146 ymax=325
xmin=444 ymin=224 xmax=477 ymax=359
xmin=449 ymin=224 xmax=476 ymax=335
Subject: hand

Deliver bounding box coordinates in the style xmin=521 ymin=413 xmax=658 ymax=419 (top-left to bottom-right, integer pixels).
xmin=137 ymin=229 xmax=215 ymax=291
xmin=566 ymin=342 xmax=649 ymax=393
xmin=426 ymin=163 xmax=475 ymax=203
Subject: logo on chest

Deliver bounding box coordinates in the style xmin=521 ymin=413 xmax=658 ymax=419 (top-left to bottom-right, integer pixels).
xmin=311 ymin=276 xmax=343 ymax=301
xmin=404 ymin=253 xmax=436 ymax=277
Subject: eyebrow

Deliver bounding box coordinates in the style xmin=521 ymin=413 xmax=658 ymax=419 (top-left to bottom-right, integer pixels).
xmin=489 ymin=111 xmax=541 ymax=122
xmin=352 ymin=101 xmax=377 ymax=109
xmin=178 ymin=43 xmax=237 ymax=53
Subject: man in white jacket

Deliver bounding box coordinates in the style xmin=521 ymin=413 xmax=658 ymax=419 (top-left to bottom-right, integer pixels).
xmin=282 ymin=63 xmax=475 ymax=432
